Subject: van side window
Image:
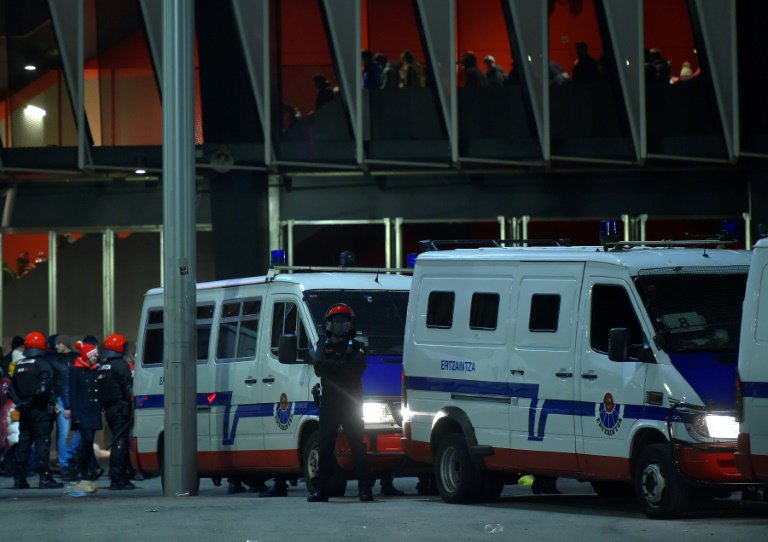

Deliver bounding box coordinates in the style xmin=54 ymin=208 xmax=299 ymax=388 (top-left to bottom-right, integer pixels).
xmin=271 ymin=301 xmax=309 ymax=359
xmin=529 ymin=294 xmax=561 ymax=332
xmin=142 ymin=304 xmax=215 ymax=366
xmin=590 ymin=284 xmax=643 ymax=355
xmin=216 ymin=298 xmax=262 ymax=361
xmin=197 ymin=304 xmax=215 ymax=360
xmin=427 ymin=291 xmax=455 ymax=329
xmin=143 ymin=309 xmax=164 ymax=365
xmin=470 ymin=293 xmax=500 ymax=330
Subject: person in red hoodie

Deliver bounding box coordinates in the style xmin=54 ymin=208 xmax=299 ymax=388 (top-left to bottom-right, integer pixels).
xmin=70 ymin=341 xmax=102 ymax=481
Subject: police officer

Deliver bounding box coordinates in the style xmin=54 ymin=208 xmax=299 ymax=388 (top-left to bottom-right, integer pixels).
xmin=97 ymin=333 xmax=134 ymax=490
xmin=8 ymin=331 xmax=63 ymax=489
xmin=307 ymin=303 xmax=373 ymax=502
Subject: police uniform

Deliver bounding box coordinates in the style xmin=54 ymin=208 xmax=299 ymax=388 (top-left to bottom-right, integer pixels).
xmin=9 ymin=345 xmax=62 ymax=489
xmin=97 ymin=348 xmax=133 ymax=489
xmin=309 ymin=328 xmax=373 ymax=501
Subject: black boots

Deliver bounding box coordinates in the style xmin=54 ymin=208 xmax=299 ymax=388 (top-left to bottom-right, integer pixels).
xmin=307 ymin=492 xmax=329 ymax=502
xmin=39 ymin=472 xmax=64 ymax=489
xmin=109 ymin=478 xmax=136 ymax=490
xmin=358 ymin=487 xmax=374 ymax=502
xmin=13 ymin=478 xmax=30 ymax=489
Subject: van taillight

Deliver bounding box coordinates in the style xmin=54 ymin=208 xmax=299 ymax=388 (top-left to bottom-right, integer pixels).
xmin=735 ymin=373 xmax=743 ymax=422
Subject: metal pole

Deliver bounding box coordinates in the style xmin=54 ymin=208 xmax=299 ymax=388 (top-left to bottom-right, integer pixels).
xmin=48 ymin=231 xmax=57 ymax=334
xmin=102 ymin=228 xmax=115 ymax=339
xmin=162 ymin=0 xmax=198 ymax=497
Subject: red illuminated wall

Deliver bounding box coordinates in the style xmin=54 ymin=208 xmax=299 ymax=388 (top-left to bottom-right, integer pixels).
xmin=457 ymin=0 xmax=513 ymax=72
xmin=644 ymin=0 xmax=699 ymax=76
xmin=548 ymin=0 xmax=604 ymax=77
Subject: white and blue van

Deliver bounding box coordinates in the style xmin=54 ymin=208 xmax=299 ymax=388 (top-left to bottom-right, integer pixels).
xmin=736 ymin=237 xmax=768 ymax=485
xmin=131 ymin=265 xmax=411 ymax=493
xmin=402 ymin=239 xmax=751 ymax=518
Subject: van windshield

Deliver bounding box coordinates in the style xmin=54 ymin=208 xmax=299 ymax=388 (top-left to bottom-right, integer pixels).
xmin=634 ymin=266 xmax=748 ymax=353
xmin=304 ymin=290 xmax=409 ymax=355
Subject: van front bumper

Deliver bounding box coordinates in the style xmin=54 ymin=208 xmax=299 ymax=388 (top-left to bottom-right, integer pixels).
xmin=335 ymin=427 xmax=412 ymax=474
xmin=675 ymin=442 xmax=748 ymax=483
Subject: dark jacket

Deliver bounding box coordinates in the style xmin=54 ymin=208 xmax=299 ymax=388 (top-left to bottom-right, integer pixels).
xmin=97 ymin=356 xmax=133 ymax=405
xmin=70 ymin=364 xmax=103 ymax=430
xmin=48 ymin=351 xmax=76 ymax=409
xmin=9 ymin=354 xmax=54 ymax=408
xmin=311 ymin=335 xmax=366 ymax=403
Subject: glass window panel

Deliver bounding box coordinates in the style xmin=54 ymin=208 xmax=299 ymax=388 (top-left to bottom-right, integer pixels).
xmin=363 ymin=0 xmax=449 ymax=162
xmin=644 ymin=0 xmax=726 ymax=158
xmin=236 ymin=318 xmax=259 ymax=358
xmin=290 ymin=224 xmax=387 ymax=267
xmin=143 ymin=327 xmax=164 ymax=365
xmin=115 ymin=232 xmax=161 ymax=338
xmin=456 ymin=0 xmax=539 ymax=161
xmin=427 ymin=291 xmax=455 ymax=329
xmin=470 ymin=292 xmax=500 ymax=331
xmin=222 ymin=302 xmax=241 ymax=319
xmin=548 ymin=0 xmax=633 ymax=160
xmin=529 ymin=294 xmax=560 ymax=333
xmin=217 ymin=322 xmax=238 ymax=360
xmin=56 ymin=233 xmax=103 ymax=340
xmin=243 ymin=300 xmax=261 ymax=316
xmin=737 ymin=2 xmax=768 ymax=155
xmin=0 ymin=0 xmax=77 ymax=152
xmin=2 ymin=233 xmax=48 ymax=339
xmin=276 ymin=0 xmax=353 ymax=164
xmin=399 ymin=221 xmax=501 ymax=268
xmin=197 ymin=323 xmax=212 ymax=361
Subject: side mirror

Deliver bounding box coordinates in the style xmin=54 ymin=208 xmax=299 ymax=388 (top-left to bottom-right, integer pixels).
xmin=608 ymin=328 xmax=630 ymax=361
xmin=278 ymin=334 xmax=299 ymax=364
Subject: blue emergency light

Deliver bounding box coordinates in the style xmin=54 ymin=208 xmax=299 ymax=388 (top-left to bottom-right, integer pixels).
xmin=407 ymin=253 xmax=418 ymax=269
xmin=599 ymin=218 xmax=620 ymax=245
xmin=719 ymin=219 xmax=739 ymax=242
xmin=271 ymin=250 xmax=287 ymax=266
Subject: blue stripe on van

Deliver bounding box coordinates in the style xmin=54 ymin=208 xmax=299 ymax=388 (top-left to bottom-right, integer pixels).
xmin=406 ymin=376 xmax=539 ymax=398
xmin=134 ymin=392 xmax=318 ymax=445
xmin=742 ymin=381 xmax=768 ymax=398
xmin=406 ymin=377 xmax=677 ymax=440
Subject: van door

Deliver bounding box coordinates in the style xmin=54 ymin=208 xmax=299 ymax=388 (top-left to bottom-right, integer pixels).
xmin=576 ymin=275 xmax=648 ymax=478
xmin=511 ymin=265 xmax=583 ymax=474
xmin=260 ymin=296 xmax=314 ymax=467
xmin=209 ymin=297 xmax=266 ymax=468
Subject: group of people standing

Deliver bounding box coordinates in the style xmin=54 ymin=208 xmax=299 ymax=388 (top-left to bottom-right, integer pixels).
xmin=0 ymin=331 xmax=134 ymax=490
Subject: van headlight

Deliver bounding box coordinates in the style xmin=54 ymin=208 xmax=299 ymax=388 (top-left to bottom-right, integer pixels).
xmin=362 ymin=401 xmax=400 ymax=426
xmin=685 ymin=414 xmax=739 ymax=442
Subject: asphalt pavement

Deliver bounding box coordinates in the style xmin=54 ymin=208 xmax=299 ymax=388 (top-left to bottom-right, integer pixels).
xmin=2 ymin=474 xmax=767 ymax=541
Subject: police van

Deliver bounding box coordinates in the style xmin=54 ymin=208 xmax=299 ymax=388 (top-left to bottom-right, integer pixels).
xmin=401 ymin=237 xmax=752 ymax=518
xmin=736 ymin=237 xmax=768 ymax=486
xmin=131 ymin=261 xmax=411 ymax=493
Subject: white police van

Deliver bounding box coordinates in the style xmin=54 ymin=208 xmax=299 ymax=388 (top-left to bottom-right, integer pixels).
xmin=131 ymin=262 xmax=411 ymax=493
xmin=736 ymin=237 xmax=768 ymax=486
xmin=401 ymin=237 xmax=752 ymax=518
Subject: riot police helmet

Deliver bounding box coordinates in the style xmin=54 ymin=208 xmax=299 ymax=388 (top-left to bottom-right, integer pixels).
xmin=101 ymin=333 xmax=127 ymax=360
xmin=23 ymin=331 xmax=48 ymax=357
xmin=325 ymin=303 xmax=355 ymax=337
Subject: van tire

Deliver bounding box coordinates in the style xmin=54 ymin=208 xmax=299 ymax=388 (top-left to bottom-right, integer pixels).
xmin=634 ymin=443 xmax=689 ymax=519
xmin=590 ymin=480 xmax=634 ymax=499
xmin=481 ymin=474 xmax=505 ymax=502
xmin=302 ymin=431 xmax=347 ymax=497
xmin=434 ymin=433 xmax=483 ymax=503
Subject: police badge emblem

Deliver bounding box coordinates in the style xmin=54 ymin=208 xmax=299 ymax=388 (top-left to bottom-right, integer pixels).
xmin=274 ymin=392 xmax=295 ymax=430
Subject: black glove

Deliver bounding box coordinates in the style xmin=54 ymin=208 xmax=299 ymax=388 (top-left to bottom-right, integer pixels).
xmin=311 ymin=383 xmax=322 ymax=407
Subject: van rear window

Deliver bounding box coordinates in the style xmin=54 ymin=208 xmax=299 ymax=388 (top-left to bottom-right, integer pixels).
xmin=142 ymin=304 xmax=214 ymax=365
xmin=427 ymin=291 xmax=455 ymax=329
xmin=529 ymin=294 xmax=561 ymax=332
xmin=470 ymin=293 xmax=499 ymax=330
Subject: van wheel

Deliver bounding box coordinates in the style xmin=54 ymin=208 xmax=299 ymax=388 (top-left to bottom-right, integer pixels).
xmin=590 ymin=480 xmax=634 ymax=499
xmin=635 ymin=443 xmax=689 ymax=519
xmin=302 ymin=431 xmax=347 ymax=497
xmin=481 ymin=474 xmax=505 ymax=502
xmin=434 ymin=434 xmax=483 ymax=503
